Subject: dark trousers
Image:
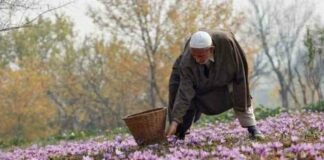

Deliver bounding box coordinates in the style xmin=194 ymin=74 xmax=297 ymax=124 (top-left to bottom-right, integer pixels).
xmin=175 ymin=105 xmax=199 ymax=139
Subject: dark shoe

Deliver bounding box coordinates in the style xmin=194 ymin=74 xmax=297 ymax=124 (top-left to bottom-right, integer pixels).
xmin=247 ymin=126 xmax=265 ymax=140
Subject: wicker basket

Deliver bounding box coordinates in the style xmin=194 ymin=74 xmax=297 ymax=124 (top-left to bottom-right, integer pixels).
xmin=123 ymin=107 xmax=167 ymax=145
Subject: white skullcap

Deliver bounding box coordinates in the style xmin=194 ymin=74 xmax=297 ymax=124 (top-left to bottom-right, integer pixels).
xmin=189 ymin=31 xmax=212 ymax=48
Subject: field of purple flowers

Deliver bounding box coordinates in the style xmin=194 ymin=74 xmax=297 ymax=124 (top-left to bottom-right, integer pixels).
xmin=0 ymin=112 xmax=323 ymax=160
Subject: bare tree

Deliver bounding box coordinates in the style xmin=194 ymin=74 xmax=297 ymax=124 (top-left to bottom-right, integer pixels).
xmin=247 ymin=0 xmax=314 ymax=109
xmin=90 ymin=0 xmax=171 ymax=108
xmin=295 ymin=25 xmax=324 ymax=105
xmin=89 ymin=0 xmax=244 ymax=108
xmin=248 ymin=51 xmax=270 ymax=89
xmin=0 ymin=0 xmax=73 ymax=32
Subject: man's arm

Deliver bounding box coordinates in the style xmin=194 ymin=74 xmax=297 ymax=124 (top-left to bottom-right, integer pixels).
xmin=168 ymin=55 xmax=182 ymax=124
xmin=166 ymin=37 xmax=194 ymax=137
xmin=171 ymin=66 xmax=196 ymax=123
xmin=166 ymin=66 xmax=196 ymax=137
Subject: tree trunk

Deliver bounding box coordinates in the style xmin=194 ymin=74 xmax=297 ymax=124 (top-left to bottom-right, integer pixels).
xmin=295 ymin=67 xmax=308 ymax=105
xmin=314 ymin=82 xmax=323 ymax=101
xmin=148 ymin=62 xmax=157 ymax=108
xmin=275 ymin=70 xmax=289 ymax=109
xmin=279 ymin=84 xmax=289 ymax=109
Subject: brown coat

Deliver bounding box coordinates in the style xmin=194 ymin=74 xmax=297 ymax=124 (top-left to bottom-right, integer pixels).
xmin=169 ymin=30 xmax=251 ymax=123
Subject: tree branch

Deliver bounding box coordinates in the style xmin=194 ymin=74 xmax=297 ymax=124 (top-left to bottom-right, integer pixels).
xmin=0 ymin=1 xmax=74 ymax=32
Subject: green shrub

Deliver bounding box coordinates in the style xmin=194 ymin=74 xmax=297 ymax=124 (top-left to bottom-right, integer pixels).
xmin=0 ymin=128 xmax=128 ymax=149
xmin=0 ymin=137 xmax=28 ymax=149
xmin=303 ymin=101 xmax=324 ymax=112
xmin=105 ymin=127 xmax=128 ymax=139
xmin=195 ymin=105 xmax=285 ymax=126
xmin=196 ymin=110 xmax=235 ymax=127
xmin=254 ymin=105 xmax=285 ymax=120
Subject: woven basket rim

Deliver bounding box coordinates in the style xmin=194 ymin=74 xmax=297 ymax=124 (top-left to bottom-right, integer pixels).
xmin=123 ymin=107 xmax=166 ymax=120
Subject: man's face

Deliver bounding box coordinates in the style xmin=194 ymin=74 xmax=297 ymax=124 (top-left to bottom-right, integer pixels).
xmin=190 ymin=47 xmax=213 ymax=64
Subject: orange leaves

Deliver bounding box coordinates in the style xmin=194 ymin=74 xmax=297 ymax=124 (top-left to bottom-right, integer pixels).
xmin=0 ymin=59 xmax=56 ymax=140
xmin=168 ymin=8 xmax=179 ymax=23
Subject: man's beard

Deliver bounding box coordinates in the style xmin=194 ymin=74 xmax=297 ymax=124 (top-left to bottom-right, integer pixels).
xmin=195 ymin=58 xmax=209 ymax=64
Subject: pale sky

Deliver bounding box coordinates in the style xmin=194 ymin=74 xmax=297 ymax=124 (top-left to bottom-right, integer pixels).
xmin=41 ymin=0 xmax=324 ymax=38
xmin=29 ymin=0 xmax=324 ymax=106
xmin=44 ymin=0 xmax=100 ymax=37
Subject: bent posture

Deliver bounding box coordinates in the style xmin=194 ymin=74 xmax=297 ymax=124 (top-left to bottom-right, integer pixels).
xmin=166 ymin=30 xmax=263 ymax=139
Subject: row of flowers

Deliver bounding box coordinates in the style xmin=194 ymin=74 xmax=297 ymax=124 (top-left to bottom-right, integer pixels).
xmin=0 ymin=112 xmax=323 ymax=159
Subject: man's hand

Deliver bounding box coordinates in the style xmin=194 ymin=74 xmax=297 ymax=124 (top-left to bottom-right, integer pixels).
xmin=165 ymin=121 xmax=178 ymax=137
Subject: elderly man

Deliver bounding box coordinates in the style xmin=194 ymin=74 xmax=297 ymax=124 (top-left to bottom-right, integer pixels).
xmin=165 ymin=30 xmax=264 ymax=140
